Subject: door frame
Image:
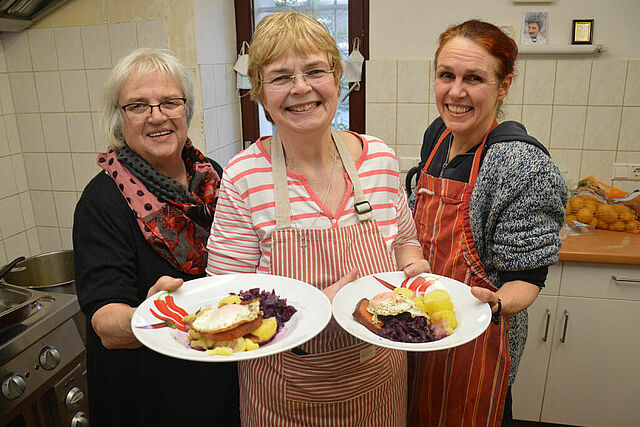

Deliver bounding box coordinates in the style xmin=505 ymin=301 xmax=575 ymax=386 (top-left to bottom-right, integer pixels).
xmin=233 ymin=0 xmax=369 ymax=145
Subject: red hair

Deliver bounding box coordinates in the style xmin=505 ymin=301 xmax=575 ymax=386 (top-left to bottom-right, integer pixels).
xmin=435 ymin=20 xmax=518 ymax=83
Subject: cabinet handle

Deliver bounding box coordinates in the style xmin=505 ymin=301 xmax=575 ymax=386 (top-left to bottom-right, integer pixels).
xmin=542 ymin=308 xmax=551 ymax=342
xmin=560 ymin=310 xmax=569 ymax=343
xmin=612 ymin=275 xmax=640 ymax=285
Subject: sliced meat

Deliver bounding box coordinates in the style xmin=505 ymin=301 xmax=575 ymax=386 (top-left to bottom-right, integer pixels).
xmin=200 ymin=316 xmax=263 ymax=341
xmin=352 ymin=298 xmax=383 ymax=333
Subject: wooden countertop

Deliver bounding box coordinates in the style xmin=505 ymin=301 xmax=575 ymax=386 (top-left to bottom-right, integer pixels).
xmin=559 ymin=229 xmax=640 ymax=265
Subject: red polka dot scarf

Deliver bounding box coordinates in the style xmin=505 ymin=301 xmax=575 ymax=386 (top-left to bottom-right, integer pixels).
xmin=97 ymin=139 xmax=219 ymax=275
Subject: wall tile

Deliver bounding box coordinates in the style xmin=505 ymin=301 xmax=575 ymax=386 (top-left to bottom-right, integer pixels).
xmin=618 ymin=107 xmax=640 ymax=151
xmin=81 ymin=24 xmax=111 ymax=69
xmin=0 ymin=118 xmax=8 ymax=157
xmin=365 ymin=103 xmax=396 ymax=146
xmin=72 ymin=153 xmax=99 ymax=191
xmin=26 ymin=228 xmax=40 ymax=255
xmin=5 ymin=116 xmax=20 ymax=154
xmin=216 ymin=104 xmax=235 ymax=146
xmin=428 ymin=103 xmax=440 ymax=124
xmin=28 ymin=28 xmax=58 ymax=71
xmin=213 ymin=64 xmax=228 ymax=107
xmin=53 ymin=191 xmax=77 ymax=228
xmin=54 ymin=27 xmax=85 ymax=70
xmin=109 ymin=22 xmax=138 ymax=63
xmin=580 ymin=150 xmax=616 ymax=185
xmin=0 ymin=195 xmax=24 ymax=238
xmin=522 ymin=105 xmax=552 ymax=148
xmin=1 ymin=31 xmax=32 ymax=72
xmin=91 ymin=112 xmax=106 ymax=151
xmin=137 ymin=20 xmax=168 ymax=49
xmin=11 ymin=155 xmax=27 ymax=192
xmin=31 ymin=191 xmax=57 ymax=226
xmin=396 ymin=103 xmax=428 ymax=147
xmin=505 ymin=64 xmax=524 ymax=105
xmin=203 ymin=108 xmax=219 ymax=154
xmin=48 ymin=153 xmax=76 ymax=191
xmin=60 ymin=70 xmax=90 ymax=111
xmin=554 ymin=60 xmax=591 ymax=105
xmin=583 ymin=107 xmax=621 ymax=150
xmin=67 ymin=113 xmax=95 ymax=152
xmin=523 ymin=60 xmax=556 ymax=104
xmin=60 ymin=227 xmax=72 ymax=250
xmin=19 ymin=192 xmax=34 ymax=228
xmin=366 ymin=60 xmax=397 ymax=103
xmin=86 ymin=69 xmax=110 ymax=111
xmin=200 ymin=64 xmax=216 ymax=109
xmin=501 ymin=104 xmax=522 ymax=123
xmin=17 ymin=114 xmax=44 ymax=152
xmin=34 ymin=71 xmax=64 ymax=112
xmin=549 ymin=148 xmax=582 ymax=189
xmin=0 ymin=156 xmax=17 ymax=198
xmin=550 ymin=106 xmax=586 ymax=149
xmin=589 ymin=59 xmax=627 ymax=106
xmin=397 ymin=60 xmax=429 ymax=103
xmin=0 ymin=240 xmax=6 ymax=264
xmin=615 ymin=151 xmax=640 ymax=163
xmin=23 ymin=153 xmax=51 ymax=190
xmin=623 ymin=60 xmax=640 ymax=106
xmin=10 ymin=73 xmax=39 ymax=113
xmin=0 ymin=45 xmax=6 ymax=73
xmin=4 ymin=233 xmax=30 ymax=259
xmin=37 ymin=227 xmax=62 ymax=253
xmin=0 ymin=73 xmax=15 ymax=114
xmin=41 ymin=113 xmax=70 ymax=152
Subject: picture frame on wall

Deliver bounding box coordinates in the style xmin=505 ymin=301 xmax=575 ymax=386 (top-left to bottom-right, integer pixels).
xmin=521 ymin=11 xmax=548 ymax=45
xmin=572 ymin=19 xmax=594 ymax=45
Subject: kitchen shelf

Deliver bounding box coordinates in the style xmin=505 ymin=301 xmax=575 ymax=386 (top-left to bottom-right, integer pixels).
xmin=518 ymin=44 xmax=606 ymax=55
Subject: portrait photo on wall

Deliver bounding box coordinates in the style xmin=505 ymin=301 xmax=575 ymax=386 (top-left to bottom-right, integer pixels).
xmin=521 ymin=11 xmax=548 ymax=45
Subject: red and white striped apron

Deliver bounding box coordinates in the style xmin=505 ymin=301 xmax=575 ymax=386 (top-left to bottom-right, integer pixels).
xmin=408 ymin=125 xmax=510 ymax=427
xmin=238 ymin=131 xmax=407 ymax=426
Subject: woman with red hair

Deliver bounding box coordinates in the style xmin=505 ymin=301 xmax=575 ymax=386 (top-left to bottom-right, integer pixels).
xmin=408 ymin=20 xmax=568 ymax=426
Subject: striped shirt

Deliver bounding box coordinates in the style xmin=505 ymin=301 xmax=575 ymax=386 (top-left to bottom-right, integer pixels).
xmin=206 ymin=132 xmax=419 ymax=275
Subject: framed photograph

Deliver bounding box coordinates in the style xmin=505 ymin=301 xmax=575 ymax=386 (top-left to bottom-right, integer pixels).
xmin=521 ymin=12 xmax=548 ymax=45
xmin=572 ymin=19 xmax=594 ymax=45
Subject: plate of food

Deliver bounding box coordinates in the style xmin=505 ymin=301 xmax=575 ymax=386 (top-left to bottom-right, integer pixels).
xmin=131 ymin=273 xmax=331 ymax=362
xmin=332 ymin=271 xmax=491 ymax=352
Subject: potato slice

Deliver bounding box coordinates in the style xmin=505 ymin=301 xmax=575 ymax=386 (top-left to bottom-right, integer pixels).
xmin=422 ymin=289 xmax=454 ymax=314
xmin=249 ymin=317 xmax=278 ymax=343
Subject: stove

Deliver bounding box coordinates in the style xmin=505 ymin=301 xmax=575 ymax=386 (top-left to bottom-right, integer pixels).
xmin=0 ymin=285 xmax=87 ymax=425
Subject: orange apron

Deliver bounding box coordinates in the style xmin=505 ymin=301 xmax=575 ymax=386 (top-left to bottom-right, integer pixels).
xmin=408 ymin=126 xmax=510 ymax=427
xmin=238 ymin=131 xmax=407 ymax=427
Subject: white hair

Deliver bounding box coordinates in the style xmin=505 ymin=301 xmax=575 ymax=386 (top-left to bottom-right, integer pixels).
xmin=100 ymin=48 xmax=195 ymax=150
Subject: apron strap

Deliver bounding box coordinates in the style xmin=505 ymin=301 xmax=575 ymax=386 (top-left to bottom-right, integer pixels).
xmin=271 ymin=130 xmax=373 ymax=230
xmin=331 ymin=130 xmax=372 ymax=222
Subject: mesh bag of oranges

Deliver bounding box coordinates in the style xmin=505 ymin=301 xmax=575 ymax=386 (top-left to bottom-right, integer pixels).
xmin=565 ymin=177 xmax=640 ymax=233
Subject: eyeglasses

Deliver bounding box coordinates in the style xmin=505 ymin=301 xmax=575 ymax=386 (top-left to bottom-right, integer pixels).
xmin=261 ymin=69 xmax=335 ymax=90
xmin=120 ymin=97 xmax=187 ymax=123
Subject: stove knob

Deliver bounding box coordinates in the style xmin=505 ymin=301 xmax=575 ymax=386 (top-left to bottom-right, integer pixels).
xmin=70 ymin=411 xmax=89 ymax=427
xmin=1 ymin=373 xmax=26 ymax=400
xmin=39 ymin=345 xmax=61 ymax=370
xmin=65 ymin=386 xmax=85 ymax=410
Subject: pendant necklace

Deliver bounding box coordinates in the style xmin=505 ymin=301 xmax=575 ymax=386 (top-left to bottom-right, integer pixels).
xmin=297 ymin=144 xmax=338 ymax=250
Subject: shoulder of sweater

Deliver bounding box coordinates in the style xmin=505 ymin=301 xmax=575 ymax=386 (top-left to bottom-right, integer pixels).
xmin=77 ymin=171 xmax=129 ymax=213
xmin=483 ymin=140 xmax=555 ymax=173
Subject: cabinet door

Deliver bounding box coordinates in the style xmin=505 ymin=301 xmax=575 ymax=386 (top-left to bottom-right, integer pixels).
xmin=541 ymin=297 xmax=640 ymax=426
xmin=512 ymin=295 xmax=558 ymax=421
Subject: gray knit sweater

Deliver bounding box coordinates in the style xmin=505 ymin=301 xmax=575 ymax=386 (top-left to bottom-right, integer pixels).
xmin=409 ymin=119 xmax=569 ymax=384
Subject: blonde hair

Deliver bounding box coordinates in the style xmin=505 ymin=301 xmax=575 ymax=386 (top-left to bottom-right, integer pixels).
xmin=100 ymin=48 xmax=194 ymax=150
xmin=248 ymin=12 xmax=343 ymax=107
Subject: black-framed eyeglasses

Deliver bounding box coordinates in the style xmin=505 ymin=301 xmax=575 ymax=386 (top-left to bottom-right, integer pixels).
xmin=120 ymin=97 xmax=187 ymax=123
xmin=261 ymin=69 xmax=335 ymax=90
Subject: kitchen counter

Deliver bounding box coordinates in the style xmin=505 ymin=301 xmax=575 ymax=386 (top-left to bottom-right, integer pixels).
xmin=559 ymin=229 xmax=640 ymax=265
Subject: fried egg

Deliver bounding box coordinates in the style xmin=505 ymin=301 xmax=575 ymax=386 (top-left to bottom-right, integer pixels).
xmin=367 ymin=292 xmax=427 ymax=322
xmin=190 ymin=300 xmax=260 ymax=333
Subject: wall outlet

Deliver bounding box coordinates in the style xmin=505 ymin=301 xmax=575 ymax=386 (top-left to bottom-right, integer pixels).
xmin=612 ymin=163 xmax=640 ymax=181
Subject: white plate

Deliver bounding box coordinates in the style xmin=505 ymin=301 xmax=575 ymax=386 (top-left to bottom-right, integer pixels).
xmin=332 ymin=271 xmax=491 ymax=352
xmin=131 ymin=273 xmax=331 ymax=362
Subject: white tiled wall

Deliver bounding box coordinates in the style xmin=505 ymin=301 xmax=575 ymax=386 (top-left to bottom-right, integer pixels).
xmin=366 ymin=58 xmax=640 ymax=193
xmin=0 ymin=20 xmax=170 ymax=263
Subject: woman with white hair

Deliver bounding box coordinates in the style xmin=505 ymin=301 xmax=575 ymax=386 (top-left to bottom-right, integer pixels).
xmin=73 ymin=48 xmax=239 ymax=426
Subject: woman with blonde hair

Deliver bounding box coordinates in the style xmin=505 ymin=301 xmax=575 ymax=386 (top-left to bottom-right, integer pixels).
xmin=207 ymin=11 xmax=429 ymax=426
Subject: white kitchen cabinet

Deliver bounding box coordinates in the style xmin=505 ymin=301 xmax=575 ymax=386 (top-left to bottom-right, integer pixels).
xmin=513 ymin=262 xmax=640 ymax=426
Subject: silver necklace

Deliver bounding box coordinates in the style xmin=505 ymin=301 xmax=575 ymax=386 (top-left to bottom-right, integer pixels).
xmin=296 ymin=145 xmax=338 ymax=250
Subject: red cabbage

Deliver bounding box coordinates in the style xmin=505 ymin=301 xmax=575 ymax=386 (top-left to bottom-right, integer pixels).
xmin=236 ymin=288 xmax=297 ymax=333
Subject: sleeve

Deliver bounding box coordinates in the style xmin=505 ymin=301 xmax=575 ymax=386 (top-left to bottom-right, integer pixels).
xmin=488 ymin=152 xmax=569 ymax=273
xmin=73 ymin=185 xmax=141 ymax=320
xmin=206 ymin=171 xmax=261 ymax=275
xmin=393 ymin=177 xmax=420 ymax=249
